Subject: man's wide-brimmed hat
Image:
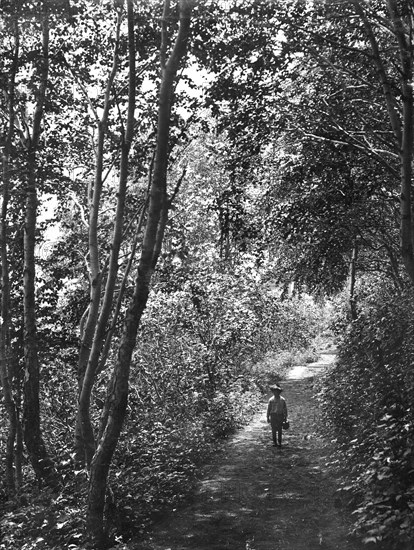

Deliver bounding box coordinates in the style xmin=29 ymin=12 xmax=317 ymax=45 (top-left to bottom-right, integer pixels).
xmin=270 ymin=384 xmax=283 ymax=392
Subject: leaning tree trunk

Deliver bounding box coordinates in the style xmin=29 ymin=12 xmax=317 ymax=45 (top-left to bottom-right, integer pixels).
xmin=86 ymin=1 xmax=195 ymax=546
xmin=77 ymin=0 xmax=136 ymax=470
xmin=22 ymin=7 xmax=60 ymax=490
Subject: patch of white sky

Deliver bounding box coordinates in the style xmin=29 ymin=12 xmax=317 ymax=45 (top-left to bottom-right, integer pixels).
xmin=40 ymin=195 xmax=61 ymax=243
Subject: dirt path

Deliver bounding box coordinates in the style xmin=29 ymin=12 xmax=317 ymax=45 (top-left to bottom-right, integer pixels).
xmin=135 ymin=353 xmax=364 ymax=550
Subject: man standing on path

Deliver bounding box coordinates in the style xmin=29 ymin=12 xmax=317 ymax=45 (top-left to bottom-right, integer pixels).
xmin=267 ymin=385 xmax=288 ymax=447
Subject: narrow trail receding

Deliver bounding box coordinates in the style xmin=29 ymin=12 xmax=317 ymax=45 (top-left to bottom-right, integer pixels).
xmin=135 ymin=353 xmax=364 ymax=550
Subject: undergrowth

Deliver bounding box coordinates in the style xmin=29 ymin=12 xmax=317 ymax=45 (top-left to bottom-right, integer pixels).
xmin=0 ymin=281 xmax=326 ymax=549
xmin=318 ymin=281 xmax=414 ymax=549
xmin=0 ymin=375 xmax=265 ymax=549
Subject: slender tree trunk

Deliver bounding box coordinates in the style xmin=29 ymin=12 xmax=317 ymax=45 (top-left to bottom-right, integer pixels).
xmin=22 ymin=7 xmax=59 ymax=490
xmin=348 ymin=240 xmax=358 ymax=321
xmin=15 ymin=357 xmax=24 ymax=491
xmin=386 ymin=0 xmax=414 ymax=283
xmin=96 ymin=196 xmax=149 ymax=375
xmin=77 ymin=0 xmax=136 ymax=469
xmin=75 ymin=7 xmax=124 ymax=468
xmin=0 ymin=14 xmax=20 ymax=496
xmin=86 ymin=1 xmax=194 ymax=545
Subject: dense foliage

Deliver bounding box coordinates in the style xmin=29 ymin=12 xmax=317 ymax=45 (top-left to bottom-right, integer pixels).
xmin=319 ymin=279 xmax=414 ymax=548
xmin=0 ymin=266 xmax=324 ymax=548
xmin=2 ymin=0 xmax=414 ymax=547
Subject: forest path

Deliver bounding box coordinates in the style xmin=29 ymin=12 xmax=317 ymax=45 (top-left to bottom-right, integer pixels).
xmin=135 ymin=352 xmax=364 ymax=550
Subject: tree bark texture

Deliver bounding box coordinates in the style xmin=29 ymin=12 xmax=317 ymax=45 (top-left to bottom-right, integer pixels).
xmin=386 ymin=0 xmax=414 ymax=283
xmin=21 ymin=7 xmax=60 ymax=490
xmin=348 ymin=241 xmax=358 ymax=321
xmin=86 ymin=1 xmax=194 ymax=545
xmin=75 ymin=8 xmax=123 ymax=468
xmin=0 ymin=14 xmax=20 ymax=495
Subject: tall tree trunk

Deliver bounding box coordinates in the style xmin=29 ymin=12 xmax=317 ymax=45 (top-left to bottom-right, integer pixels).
xmin=0 ymin=13 xmax=20 ymax=496
xmin=77 ymin=0 xmax=137 ymax=469
xmin=386 ymin=0 xmax=414 ymax=283
xmin=86 ymin=1 xmax=194 ymax=546
xmin=75 ymin=6 xmax=123 ymax=468
xmin=22 ymin=6 xmax=59 ymax=490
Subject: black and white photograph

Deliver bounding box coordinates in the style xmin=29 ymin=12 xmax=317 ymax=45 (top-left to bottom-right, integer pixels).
xmin=1 ymin=1 xmax=413 ymax=549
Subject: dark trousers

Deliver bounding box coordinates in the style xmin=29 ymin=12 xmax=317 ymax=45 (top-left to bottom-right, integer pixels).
xmin=270 ymin=413 xmax=284 ymax=445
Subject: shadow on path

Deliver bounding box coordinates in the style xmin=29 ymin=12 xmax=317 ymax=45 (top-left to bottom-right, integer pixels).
xmin=134 ymin=353 xmax=364 ymax=550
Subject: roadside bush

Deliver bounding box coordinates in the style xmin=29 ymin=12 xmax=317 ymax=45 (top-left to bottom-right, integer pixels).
xmin=319 ymin=281 xmax=414 ymax=548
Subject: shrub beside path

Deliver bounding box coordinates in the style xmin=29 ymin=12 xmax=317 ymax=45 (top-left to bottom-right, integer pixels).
xmin=135 ymin=353 xmax=365 ymax=550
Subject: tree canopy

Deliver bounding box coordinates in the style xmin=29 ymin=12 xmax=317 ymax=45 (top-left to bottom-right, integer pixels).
xmin=1 ymin=1 xmax=414 ymax=548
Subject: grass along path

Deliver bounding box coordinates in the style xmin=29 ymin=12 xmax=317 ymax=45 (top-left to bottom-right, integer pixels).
xmin=134 ymin=353 xmax=365 ymax=550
